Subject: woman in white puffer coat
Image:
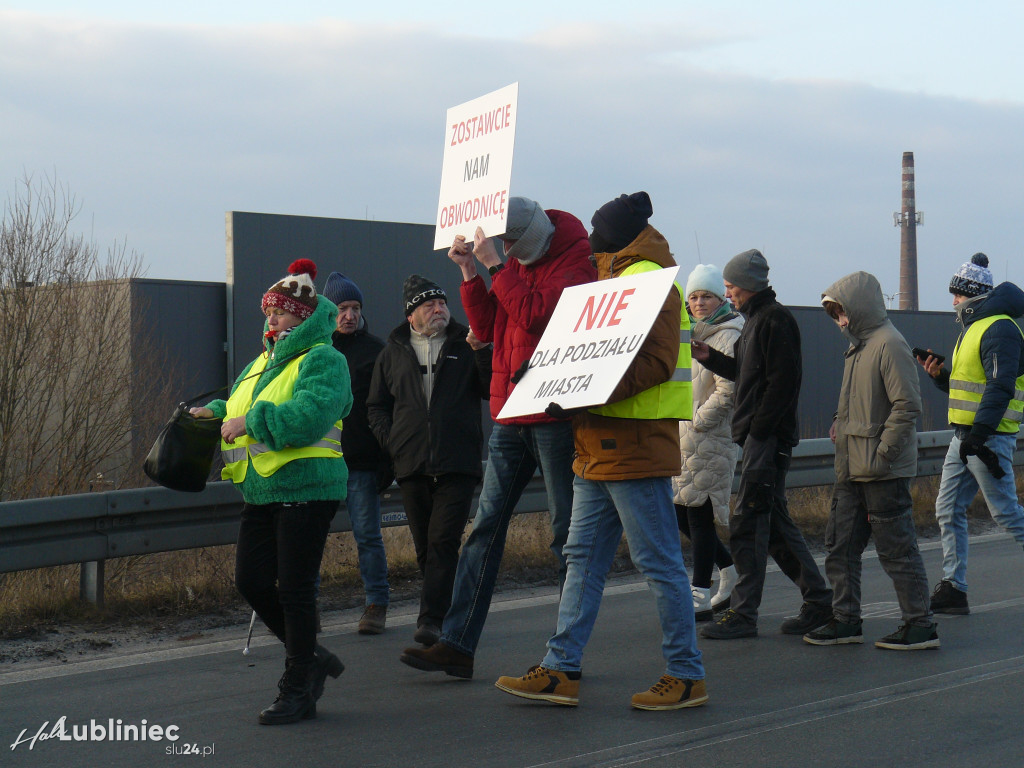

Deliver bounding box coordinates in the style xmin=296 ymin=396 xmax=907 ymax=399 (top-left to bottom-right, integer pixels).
xmin=673 ymin=264 xmax=743 ymax=620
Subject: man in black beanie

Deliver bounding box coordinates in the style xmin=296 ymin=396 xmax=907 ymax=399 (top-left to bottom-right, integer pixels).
xmin=693 ymin=249 xmax=833 ymax=640
xmin=367 ymin=274 xmax=492 ymax=647
xmin=588 ymin=191 xmax=655 ymax=255
xmin=496 ymin=192 xmax=708 ymax=710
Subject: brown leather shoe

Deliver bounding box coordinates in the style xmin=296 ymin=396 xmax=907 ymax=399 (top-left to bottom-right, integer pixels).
xmin=358 ymin=604 xmax=387 ymax=635
xmin=399 ymin=643 xmax=474 ymax=679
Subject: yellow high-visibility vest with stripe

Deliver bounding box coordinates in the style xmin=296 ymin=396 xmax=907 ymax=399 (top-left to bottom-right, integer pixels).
xmin=948 ymin=314 xmax=1024 ymax=434
xmin=222 ymin=348 xmax=344 ymax=482
xmin=590 ymin=261 xmax=693 ymax=420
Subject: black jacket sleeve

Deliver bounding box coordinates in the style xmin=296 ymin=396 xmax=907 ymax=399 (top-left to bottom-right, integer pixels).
xmin=473 ymin=345 xmax=493 ymax=399
xmin=748 ymin=311 xmax=801 ymax=441
xmin=366 ymin=352 xmax=394 ymax=454
xmin=702 ymin=344 xmax=737 ymax=381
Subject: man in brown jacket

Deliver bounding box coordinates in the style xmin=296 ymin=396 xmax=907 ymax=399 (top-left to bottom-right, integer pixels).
xmin=807 ymin=271 xmax=937 ymax=650
xmin=494 ymin=192 xmax=707 ymax=711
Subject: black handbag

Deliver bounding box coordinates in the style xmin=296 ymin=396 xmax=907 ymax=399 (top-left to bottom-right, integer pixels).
xmin=143 ymin=398 xmax=224 ymax=492
xmin=143 ymin=347 xmax=314 ymax=492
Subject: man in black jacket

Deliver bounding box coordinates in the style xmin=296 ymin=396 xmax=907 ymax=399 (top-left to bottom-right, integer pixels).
xmin=367 ymin=274 xmax=491 ymax=647
xmin=323 ymin=272 xmax=392 ymax=635
xmin=692 ymin=249 xmax=832 ymax=639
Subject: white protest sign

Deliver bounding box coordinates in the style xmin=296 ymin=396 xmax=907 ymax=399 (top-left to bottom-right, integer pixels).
xmin=433 ymin=82 xmax=518 ymax=250
xmin=497 ymin=266 xmax=681 ymax=420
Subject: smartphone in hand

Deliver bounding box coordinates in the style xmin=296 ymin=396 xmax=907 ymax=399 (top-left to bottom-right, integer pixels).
xmin=912 ymin=347 xmax=945 ymax=364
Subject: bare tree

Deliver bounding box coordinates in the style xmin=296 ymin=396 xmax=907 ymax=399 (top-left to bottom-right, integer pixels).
xmin=0 ymin=173 xmax=167 ymax=500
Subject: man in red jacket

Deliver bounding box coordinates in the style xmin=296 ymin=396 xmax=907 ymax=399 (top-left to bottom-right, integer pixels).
xmin=400 ymin=197 xmax=595 ymax=679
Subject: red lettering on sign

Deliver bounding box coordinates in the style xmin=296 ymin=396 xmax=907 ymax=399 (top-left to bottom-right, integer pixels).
xmin=574 ymin=289 xmax=635 ymax=331
xmin=606 ymin=289 xmax=634 ymax=326
xmin=574 ymin=294 xmax=609 ymax=332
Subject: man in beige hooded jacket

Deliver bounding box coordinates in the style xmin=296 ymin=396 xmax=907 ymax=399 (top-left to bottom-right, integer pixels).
xmin=807 ymin=271 xmax=938 ymax=650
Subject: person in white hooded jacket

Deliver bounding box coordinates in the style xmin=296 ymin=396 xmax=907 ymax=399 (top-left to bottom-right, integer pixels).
xmin=673 ymin=264 xmax=740 ymax=619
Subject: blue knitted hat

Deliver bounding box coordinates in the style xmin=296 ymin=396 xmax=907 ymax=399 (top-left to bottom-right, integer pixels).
xmin=323 ymin=271 xmax=364 ymax=306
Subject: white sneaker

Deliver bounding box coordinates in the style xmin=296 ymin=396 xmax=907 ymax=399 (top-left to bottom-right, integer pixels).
xmin=692 ymin=586 xmax=712 ymax=621
xmin=711 ymin=565 xmax=737 ymax=613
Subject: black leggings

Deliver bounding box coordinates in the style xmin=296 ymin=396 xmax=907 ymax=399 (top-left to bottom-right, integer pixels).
xmin=676 ymin=498 xmax=733 ymax=589
xmin=235 ymin=500 xmax=338 ymax=664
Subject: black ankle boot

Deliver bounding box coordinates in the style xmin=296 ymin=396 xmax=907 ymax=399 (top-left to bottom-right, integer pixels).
xmin=259 ymin=660 xmax=316 ymax=725
xmin=311 ymin=644 xmax=345 ymax=701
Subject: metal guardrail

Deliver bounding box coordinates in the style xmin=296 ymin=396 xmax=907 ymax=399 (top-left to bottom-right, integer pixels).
xmin=1 ymin=430 xmax=1021 ymax=605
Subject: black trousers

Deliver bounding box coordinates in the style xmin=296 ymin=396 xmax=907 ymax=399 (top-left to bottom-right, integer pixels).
xmin=235 ymin=500 xmax=338 ymax=664
xmin=398 ymin=473 xmax=478 ymax=627
xmin=729 ymin=445 xmax=832 ymax=622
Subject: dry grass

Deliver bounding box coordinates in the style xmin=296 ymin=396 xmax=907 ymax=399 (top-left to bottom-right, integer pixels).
xmin=2 ymin=470 xmax=1020 ymax=638
xmin=0 ymin=510 xmax=574 ymax=637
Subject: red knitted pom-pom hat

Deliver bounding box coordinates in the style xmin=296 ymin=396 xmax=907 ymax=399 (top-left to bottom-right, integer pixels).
xmin=261 ymin=259 xmax=319 ymax=320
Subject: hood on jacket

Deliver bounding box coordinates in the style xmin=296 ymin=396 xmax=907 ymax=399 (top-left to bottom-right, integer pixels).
xmin=262 ymin=294 xmax=337 ymax=356
xmin=592 ymin=225 xmax=675 ymax=280
xmin=822 ymin=271 xmax=887 ymax=340
xmin=543 ymin=209 xmax=591 ymax=266
xmin=955 ymin=281 xmax=1024 ymax=327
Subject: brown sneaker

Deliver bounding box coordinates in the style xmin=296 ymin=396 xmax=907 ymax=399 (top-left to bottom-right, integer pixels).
xmin=400 ymin=643 xmax=474 ymax=679
xmin=631 ymin=675 xmax=708 ymax=711
xmin=358 ymin=604 xmax=387 ymax=635
xmin=494 ymin=665 xmax=580 ymax=706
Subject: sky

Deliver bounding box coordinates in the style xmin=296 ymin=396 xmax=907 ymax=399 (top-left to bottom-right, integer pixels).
xmin=2 ymin=1 xmax=1023 ymax=310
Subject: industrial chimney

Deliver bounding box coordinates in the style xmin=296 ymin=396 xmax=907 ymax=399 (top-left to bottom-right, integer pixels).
xmin=893 ymin=151 xmax=923 ymax=311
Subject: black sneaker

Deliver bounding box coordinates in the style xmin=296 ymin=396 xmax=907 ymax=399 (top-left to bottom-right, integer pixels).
xmin=875 ymin=623 xmax=940 ymax=650
xmin=699 ymin=609 xmax=757 ymax=639
xmin=780 ymin=602 xmax=833 ymax=635
xmin=803 ymin=617 xmax=864 ymax=646
xmin=930 ymin=580 xmax=969 ymax=615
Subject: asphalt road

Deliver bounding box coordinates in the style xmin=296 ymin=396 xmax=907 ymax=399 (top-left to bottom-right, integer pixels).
xmin=3 ymin=532 xmax=1024 ymax=768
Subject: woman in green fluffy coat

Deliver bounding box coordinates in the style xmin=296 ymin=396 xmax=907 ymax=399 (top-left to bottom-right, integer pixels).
xmin=191 ymin=259 xmax=352 ymax=725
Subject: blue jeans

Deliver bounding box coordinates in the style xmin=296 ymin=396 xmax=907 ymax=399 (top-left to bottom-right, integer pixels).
xmin=542 ymin=476 xmax=705 ymax=681
xmin=440 ymin=422 xmax=575 ymax=656
xmin=935 ymin=431 xmax=1024 ymax=592
xmin=346 ymin=469 xmax=390 ymax=606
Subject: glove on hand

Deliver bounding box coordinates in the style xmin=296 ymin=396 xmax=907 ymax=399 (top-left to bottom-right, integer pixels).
xmin=960 ymin=434 xmax=1006 ymax=479
xmin=975 ymin=445 xmax=1007 ymax=479
xmin=510 ymin=359 xmax=530 ymax=385
xmin=958 ymin=433 xmax=986 ymax=464
xmin=545 ymin=402 xmax=584 ymax=420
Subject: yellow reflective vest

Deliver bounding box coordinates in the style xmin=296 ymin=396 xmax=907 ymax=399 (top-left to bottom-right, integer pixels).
xmin=948 ymin=314 xmax=1024 ymax=434
xmin=590 ymin=261 xmax=693 ymax=421
xmin=222 ymin=349 xmax=344 ymax=482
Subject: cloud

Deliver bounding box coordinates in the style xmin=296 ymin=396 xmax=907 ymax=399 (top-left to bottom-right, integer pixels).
xmin=1 ymin=11 xmax=1022 ymax=309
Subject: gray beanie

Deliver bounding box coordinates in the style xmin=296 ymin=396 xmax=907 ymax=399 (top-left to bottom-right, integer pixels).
xmin=722 ymin=249 xmax=769 ymax=292
xmin=502 ymin=197 xmax=555 ymax=266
